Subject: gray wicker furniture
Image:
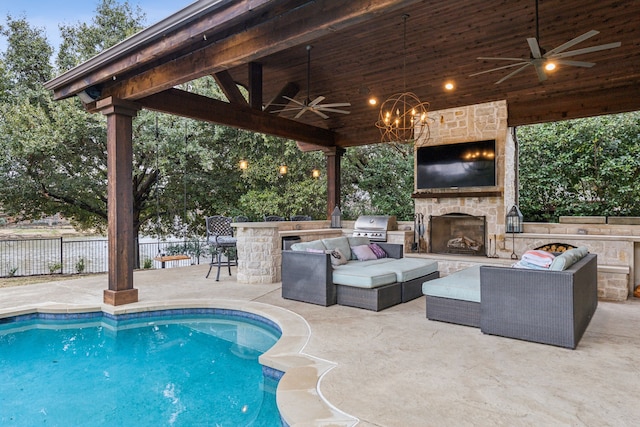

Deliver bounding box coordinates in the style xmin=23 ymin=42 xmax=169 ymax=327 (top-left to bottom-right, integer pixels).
xmin=480 ymin=253 xmax=598 ymax=349
xmin=282 ymin=239 xmax=439 ymax=311
xmin=423 ymin=253 xmax=597 ymax=349
xmin=423 ymin=265 xmax=481 ymax=327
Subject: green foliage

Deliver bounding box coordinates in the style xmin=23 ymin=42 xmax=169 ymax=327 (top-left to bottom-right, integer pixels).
xmin=48 ymin=262 xmax=62 ymax=274
xmin=517 ymin=112 xmax=640 ymax=221
xmin=56 ymin=0 xmax=146 ymax=72
xmin=342 ymin=144 xmax=415 ymax=220
xmin=7 ymin=266 xmax=18 ymax=277
xmin=142 ymin=258 xmax=153 ymax=269
xmin=75 ymin=257 xmax=86 ymax=274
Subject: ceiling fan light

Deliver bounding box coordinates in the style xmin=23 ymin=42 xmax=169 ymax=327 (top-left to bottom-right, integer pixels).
xmin=545 ymin=61 xmax=557 ymax=71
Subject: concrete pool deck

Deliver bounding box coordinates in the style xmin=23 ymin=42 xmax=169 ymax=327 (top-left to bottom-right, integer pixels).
xmin=1 ymin=265 xmax=639 ymax=426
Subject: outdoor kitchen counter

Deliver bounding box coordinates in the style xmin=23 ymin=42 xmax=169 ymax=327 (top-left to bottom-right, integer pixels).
xmin=232 ymin=221 xmax=342 ymax=284
xmin=231 ymin=221 xmax=413 ymax=284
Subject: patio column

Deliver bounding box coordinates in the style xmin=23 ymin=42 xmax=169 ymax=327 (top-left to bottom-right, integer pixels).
xmin=96 ymin=97 xmax=141 ymax=306
xmin=325 ymin=147 xmax=345 ymax=218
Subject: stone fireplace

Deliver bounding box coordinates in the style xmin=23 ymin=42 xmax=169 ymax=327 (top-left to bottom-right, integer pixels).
xmin=430 ymin=213 xmax=486 ymax=256
xmin=413 ymin=100 xmax=516 ymax=258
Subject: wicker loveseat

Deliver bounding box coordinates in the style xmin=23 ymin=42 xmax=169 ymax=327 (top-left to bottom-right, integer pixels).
xmin=282 ymin=236 xmax=439 ymax=311
xmin=423 ymin=252 xmax=598 ymax=349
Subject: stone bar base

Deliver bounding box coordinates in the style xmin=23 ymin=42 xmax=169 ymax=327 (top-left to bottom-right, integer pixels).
xmin=104 ymin=288 xmax=139 ymax=305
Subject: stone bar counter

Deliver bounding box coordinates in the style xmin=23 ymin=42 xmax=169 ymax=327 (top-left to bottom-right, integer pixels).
xmin=233 ymin=220 xmax=341 ymax=284
xmin=233 ymin=220 xmax=414 ymax=284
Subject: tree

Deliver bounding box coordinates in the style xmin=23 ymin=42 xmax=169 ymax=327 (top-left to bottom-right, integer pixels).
xmin=342 ymin=144 xmax=415 ymax=220
xmin=517 ymin=112 xmax=640 ymax=221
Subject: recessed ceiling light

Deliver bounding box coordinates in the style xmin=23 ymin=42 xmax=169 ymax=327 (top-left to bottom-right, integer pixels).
xmin=444 ymin=81 xmax=455 ymax=91
xmin=368 ymin=97 xmax=377 ymax=106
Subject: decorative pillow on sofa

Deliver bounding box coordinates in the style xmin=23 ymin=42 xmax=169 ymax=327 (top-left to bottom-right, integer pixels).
xmin=368 ymin=243 xmax=388 ymax=259
xmin=351 ymin=244 xmax=378 ymax=261
xmin=291 ymin=240 xmax=327 ymax=252
xmin=306 ymin=247 xmax=349 ymax=266
xmin=549 ymin=246 xmax=588 ymax=271
xmin=327 ymin=248 xmax=349 ymax=266
xmin=321 ymin=237 xmax=351 ymax=262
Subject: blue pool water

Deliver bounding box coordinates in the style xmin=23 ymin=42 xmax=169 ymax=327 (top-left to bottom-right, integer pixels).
xmin=0 ymin=309 xmax=283 ymax=426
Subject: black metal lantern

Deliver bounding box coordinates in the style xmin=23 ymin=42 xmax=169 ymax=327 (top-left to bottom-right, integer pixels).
xmin=330 ymin=206 xmax=342 ymax=228
xmin=506 ymin=205 xmax=523 ymax=259
xmin=506 ymin=205 xmax=523 ymax=233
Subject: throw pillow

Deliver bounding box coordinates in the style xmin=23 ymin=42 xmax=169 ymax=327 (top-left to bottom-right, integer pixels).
xmin=368 ymin=243 xmax=388 ymax=259
xmin=321 ymin=237 xmax=351 ymax=262
xmin=351 ymin=244 xmax=378 ymax=261
xmin=328 ymin=248 xmax=349 ymax=266
xmin=549 ymin=246 xmax=588 ymax=271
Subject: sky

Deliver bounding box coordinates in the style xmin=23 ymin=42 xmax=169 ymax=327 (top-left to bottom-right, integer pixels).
xmin=0 ymin=0 xmax=195 ymax=54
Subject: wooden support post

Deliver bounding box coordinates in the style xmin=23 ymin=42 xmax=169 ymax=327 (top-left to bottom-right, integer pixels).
xmin=325 ymin=147 xmax=345 ymax=218
xmin=96 ymin=97 xmax=141 ymax=306
xmin=248 ymin=62 xmax=263 ymax=110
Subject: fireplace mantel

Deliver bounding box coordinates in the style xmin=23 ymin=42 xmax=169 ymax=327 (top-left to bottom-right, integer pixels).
xmin=412 ymin=189 xmax=503 ymax=199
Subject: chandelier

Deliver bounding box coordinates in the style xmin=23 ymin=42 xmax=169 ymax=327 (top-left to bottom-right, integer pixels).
xmin=375 ymin=15 xmax=430 ymax=145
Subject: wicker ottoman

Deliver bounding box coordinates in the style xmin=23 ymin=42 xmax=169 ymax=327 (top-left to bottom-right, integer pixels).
xmin=422 ymin=266 xmax=481 ymax=328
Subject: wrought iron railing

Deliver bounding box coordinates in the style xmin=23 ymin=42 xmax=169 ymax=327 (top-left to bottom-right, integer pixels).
xmin=0 ymin=237 xmax=209 ymax=278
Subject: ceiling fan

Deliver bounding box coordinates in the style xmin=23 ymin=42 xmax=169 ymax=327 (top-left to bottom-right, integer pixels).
xmin=470 ymin=0 xmax=621 ymax=84
xmin=271 ymin=45 xmax=350 ymax=119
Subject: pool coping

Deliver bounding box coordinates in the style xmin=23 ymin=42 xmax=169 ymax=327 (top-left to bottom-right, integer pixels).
xmin=0 ymin=299 xmax=359 ymax=427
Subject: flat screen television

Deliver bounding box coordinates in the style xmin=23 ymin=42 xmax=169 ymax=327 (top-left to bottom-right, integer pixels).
xmin=416 ymin=140 xmax=496 ymax=189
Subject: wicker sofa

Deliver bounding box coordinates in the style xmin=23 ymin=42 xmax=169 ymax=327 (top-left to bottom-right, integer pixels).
xmin=282 ymin=236 xmax=439 ymax=311
xmin=422 ymin=253 xmax=598 ymax=349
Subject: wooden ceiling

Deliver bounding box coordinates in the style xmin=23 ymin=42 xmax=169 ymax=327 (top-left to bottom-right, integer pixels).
xmin=45 ymin=0 xmax=640 ymax=148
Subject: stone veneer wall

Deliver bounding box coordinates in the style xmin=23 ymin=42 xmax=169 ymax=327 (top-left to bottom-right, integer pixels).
xmin=414 ymin=100 xmax=516 ymax=258
xmin=235 ymin=224 xmax=281 ymax=284
xmin=411 ymin=100 xmax=637 ymax=301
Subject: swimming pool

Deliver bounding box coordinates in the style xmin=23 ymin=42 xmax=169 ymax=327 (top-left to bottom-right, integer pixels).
xmin=0 ymin=309 xmax=284 ymax=426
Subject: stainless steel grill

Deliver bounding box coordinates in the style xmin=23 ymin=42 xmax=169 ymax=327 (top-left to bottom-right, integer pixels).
xmin=352 ymin=215 xmax=397 ymax=241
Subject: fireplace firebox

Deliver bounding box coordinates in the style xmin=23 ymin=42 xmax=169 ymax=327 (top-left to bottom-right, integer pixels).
xmin=429 ymin=213 xmax=486 ymax=256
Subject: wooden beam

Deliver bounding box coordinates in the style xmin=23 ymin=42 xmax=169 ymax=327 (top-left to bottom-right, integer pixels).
xmin=137 ymin=88 xmax=338 ymax=147
xmin=45 ymin=0 xmax=283 ymax=99
xmin=248 ymin=62 xmax=263 ymax=110
xmin=213 ymin=70 xmax=247 ymax=105
xmin=99 ymin=0 xmax=422 ymax=100
xmin=264 ymin=82 xmax=300 ymax=114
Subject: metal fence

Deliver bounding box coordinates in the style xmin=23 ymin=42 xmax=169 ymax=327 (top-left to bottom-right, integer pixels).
xmin=0 ymin=237 xmax=210 ymax=278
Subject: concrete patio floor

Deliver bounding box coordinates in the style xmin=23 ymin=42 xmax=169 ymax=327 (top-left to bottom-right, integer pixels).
xmin=1 ymin=264 xmax=639 ymax=426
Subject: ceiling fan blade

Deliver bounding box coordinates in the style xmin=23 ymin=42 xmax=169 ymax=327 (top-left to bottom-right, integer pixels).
xmin=308 ymin=96 xmax=325 ymax=107
xmin=527 ymin=37 xmax=542 ymax=58
xmin=554 ymin=59 xmax=595 ymax=68
xmin=469 ymin=62 xmax=529 ymax=77
xmin=283 ymin=96 xmax=306 ymax=107
xmin=315 ymin=102 xmax=351 ymax=108
xmin=477 ymin=57 xmax=529 ymax=62
xmin=545 ymin=30 xmax=599 ymax=56
xmin=316 ymin=107 xmax=350 ymax=115
xmin=270 ymin=107 xmax=304 ymax=114
xmin=550 ymin=42 xmax=621 ymax=59
xmin=294 ymin=107 xmax=310 ymax=119
xmin=494 ymin=63 xmax=531 ymax=84
xmin=533 ymin=63 xmax=547 ymax=82
xmin=311 ymin=109 xmax=330 ymax=120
